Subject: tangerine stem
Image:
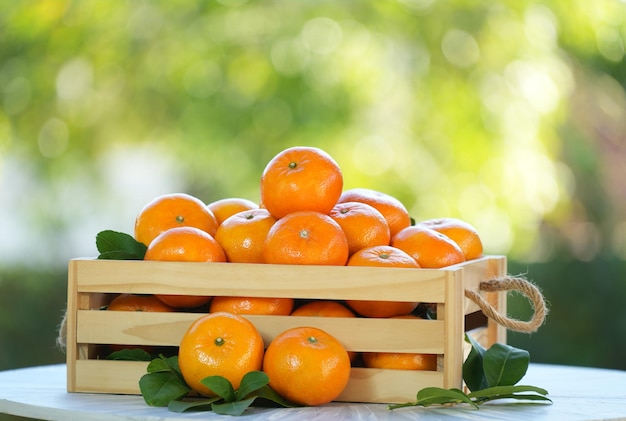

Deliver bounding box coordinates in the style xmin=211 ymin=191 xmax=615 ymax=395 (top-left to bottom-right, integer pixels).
xmin=288 ymin=161 xmax=297 ymax=169
xmin=176 ymin=215 xmax=185 ymax=223
xmin=299 ymin=229 xmax=310 ymax=239
xmin=307 ymin=336 xmax=318 ymax=344
xmin=215 ymin=337 xmax=225 ymax=346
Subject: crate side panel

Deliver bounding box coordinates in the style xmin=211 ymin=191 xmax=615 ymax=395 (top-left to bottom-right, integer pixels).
xmin=452 ymin=256 xmax=506 ymax=315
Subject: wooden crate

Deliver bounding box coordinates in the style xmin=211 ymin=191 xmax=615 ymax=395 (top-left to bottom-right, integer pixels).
xmin=65 ymin=255 xmax=506 ymax=404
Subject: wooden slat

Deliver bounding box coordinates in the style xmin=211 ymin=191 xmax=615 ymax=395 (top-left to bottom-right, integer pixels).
xmin=74 ymin=360 xmax=147 ymax=394
xmin=442 ymin=269 xmax=464 ymax=390
xmin=65 ymin=260 xmax=78 ymax=392
xmin=486 ymin=256 xmax=508 ymax=346
xmin=71 ymin=258 xmax=461 ymax=302
xmin=72 ymin=360 xmax=442 ymax=404
xmin=76 ymin=310 xmax=446 ymax=353
xmin=336 ymin=368 xmax=444 ymax=403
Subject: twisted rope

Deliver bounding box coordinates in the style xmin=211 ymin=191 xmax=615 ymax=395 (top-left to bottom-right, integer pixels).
xmin=464 ymin=276 xmax=547 ymax=333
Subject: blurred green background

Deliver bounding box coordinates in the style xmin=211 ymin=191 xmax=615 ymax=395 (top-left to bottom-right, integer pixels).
xmin=1 ymin=0 xmax=626 ymax=391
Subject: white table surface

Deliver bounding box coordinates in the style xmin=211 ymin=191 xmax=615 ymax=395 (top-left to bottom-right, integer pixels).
xmin=0 ymin=363 xmax=625 ymax=420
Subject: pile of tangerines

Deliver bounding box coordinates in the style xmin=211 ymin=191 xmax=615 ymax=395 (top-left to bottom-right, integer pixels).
xmin=106 ymin=146 xmax=484 ymax=406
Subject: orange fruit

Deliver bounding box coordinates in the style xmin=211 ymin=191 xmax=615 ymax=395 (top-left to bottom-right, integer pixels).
xmin=291 ymin=300 xmax=356 ymax=318
xmin=207 ymin=197 xmax=259 ymax=226
xmin=107 ymin=293 xmax=176 ymax=312
xmin=263 ymin=211 xmax=349 ymax=266
xmin=291 ymin=301 xmax=357 ymax=362
xmin=144 ymin=226 xmax=226 ymax=309
xmin=362 ymin=315 xmax=437 ymax=371
xmin=346 ymin=245 xmax=421 ymax=268
xmin=345 ymin=245 xmax=420 ymax=318
xmin=416 ymin=217 xmax=483 ymax=260
xmin=329 ymin=201 xmax=391 ymax=255
xmin=260 ymin=146 xmax=343 ymax=219
xmin=263 ymin=326 xmax=351 ymax=406
xmin=214 ymin=208 xmax=277 ymax=263
xmin=209 ymin=296 xmax=294 ymax=315
xmin=134 ymin=193 xmax=218 ymax=247
xmin=178 ymin=312 xmax=265 ymax=397
xmin=363 ymin=351 xmax=437 ymax=371
xmin=391 ymin=225 xmax=465 ymax=268
xmin=338 ymin=188 xmax=411 ymax=237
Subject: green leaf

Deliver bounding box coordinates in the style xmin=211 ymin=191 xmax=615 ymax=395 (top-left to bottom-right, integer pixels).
xmin=483 ymin=343 xmax=530 ymax=387
xmin=139 ymin=371 xmax=191 ymax=407
xmin=200 ymin=376 xmax=236 ymax=402
xmin=463 ymin=334 xmax=488 ymax=392
xmin=481 ymin=393 xmax=552 ymax=404
xmin=168 ymin=397 xmax=221 ymax=413
xmin=254 ymin=385 xmax=297 ymax=408
xmin=469 ymin=384 xmax=549 ymax=402
xmin=96 ymin=230 xmax=147 ymax=260
xmin=147 ymin=355 xmax=181 ymax=375
xmin=388 ymin=387 xmax=478 ymax=410
xmin=212 ymin=396 xmax=257 ymax=416
xmin=235 ymin=371 xmax=269 ymax=401
xmin=97 ymin=250 xmax=145 ymax=260
xmin=105 ymin=348 xmax=152 ymax=361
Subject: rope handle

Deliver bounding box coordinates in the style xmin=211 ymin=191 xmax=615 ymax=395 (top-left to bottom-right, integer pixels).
xmin=464 ymin=276 xmax=547 ymax=334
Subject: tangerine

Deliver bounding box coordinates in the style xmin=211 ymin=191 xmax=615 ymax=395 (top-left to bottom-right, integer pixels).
xmin=263 ymin=326 xmax=351 ymax=406
xmin=263 ymin=211 xmax=349 ymax=266
xmin=144 ymin=226 xmax=226 ymax=309
xmin=346 ymin=245 xmax=421 ymax=268
xmin=391 ymin=225 xmax=465 ymax=268
xmin=362 ymin=315 xmax=437 ymax=371
xmin=417 ymin=217 xmax=483 ymax=260
xmin=178 ymin=312 xmax=265 ymax=397
xmin=291 ymin=301 xmax=357 ymax=361
xmin=345 ymin=245 xmax=420 ymax=318
xmin=209 ymin=296 xmax=294 ymax=315
xmin=291 ymin=301 xmax=356 ymax=318
xmin=135 ymin=193 xmax=218 ymax=247
xmin=338 ymin=188 xmax=411 ymax=237
xmin=107 ymin=294 xmax=175 ymax=312
xmin=260 ymin=146 xmax=343 ymax=219
xmin=214 ymin=208 xmax=277 ymax=263
xmin=329 ymin=201 xmax=391 ymax=255
xmin=207 ymin=197 xmax=259 ymax=226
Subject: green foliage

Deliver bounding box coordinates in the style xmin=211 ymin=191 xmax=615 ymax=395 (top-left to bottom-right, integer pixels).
xmin=139 ymin=356 xmax=190 ymax=407
xmin=0 ymin=269 xmax=66 ymax=371
xmin=463 ymin=335 xmax=530 ymax=392
xmin=139 ymin=356 xmax=293 ymax=416
xmin=96 ymin=230 xmax=146 ymax=260
xmin=106 ymin=348 xmax=153 ymax=361
xmin=2 ymin=0 xmax=625 ymax=269
xmin=388 ymin=335 xmax=550 ymax=410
